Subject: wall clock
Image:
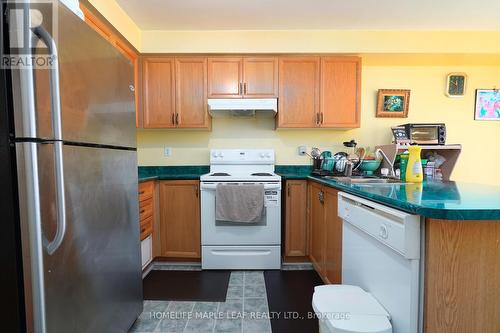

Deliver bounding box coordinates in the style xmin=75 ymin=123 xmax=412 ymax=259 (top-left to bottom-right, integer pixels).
xmin=446 ymin=73 xmax=467 ymax=97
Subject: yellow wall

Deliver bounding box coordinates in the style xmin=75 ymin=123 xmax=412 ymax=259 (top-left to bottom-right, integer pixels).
xmin=88 ymin=0 xmax=141 ymax=49
xmin=138 ymin=64 xmax=500 ymax=185
xmin=87 ymin=6 xmax=500 ymax=185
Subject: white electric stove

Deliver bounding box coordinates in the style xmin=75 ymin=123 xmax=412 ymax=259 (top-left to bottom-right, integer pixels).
xmin=200 ymin=149 xmax=282 ymax=270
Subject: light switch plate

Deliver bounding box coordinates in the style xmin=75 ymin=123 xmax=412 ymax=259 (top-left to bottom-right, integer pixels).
xmin=164 ymin=147 xmax=172 ymax=157
xmin=298 ymin=146 xmax=307 ymax=156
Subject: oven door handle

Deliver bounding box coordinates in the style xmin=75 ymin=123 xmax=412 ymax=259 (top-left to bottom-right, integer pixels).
xmin=200 ymin=183 xmax=281 ymax=190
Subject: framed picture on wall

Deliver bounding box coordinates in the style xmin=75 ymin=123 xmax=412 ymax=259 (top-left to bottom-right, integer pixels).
xmin=376 ymin=89 xmax=411 ymax=118
xmin=474 ymin=89 xmax=500 ymax=121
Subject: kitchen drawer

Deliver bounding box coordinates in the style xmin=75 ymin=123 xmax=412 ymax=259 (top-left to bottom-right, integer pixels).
xmin=140 ymin=216 xmax=153 ymax=241
xmin=139 ymin=198 xmax=153 ymax=220
xmin=138 ymin=181 xmax=154 ymax=202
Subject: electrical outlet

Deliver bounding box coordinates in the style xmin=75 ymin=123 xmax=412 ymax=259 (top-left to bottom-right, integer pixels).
xmin=298 ymin=146 xmax=307 ymax=156
xmin=164 ymin=147 xmax=172 ymax=157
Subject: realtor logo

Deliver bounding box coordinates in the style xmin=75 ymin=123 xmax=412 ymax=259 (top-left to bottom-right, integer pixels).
xmin=1 ymin=0 xmax=58 ymax=68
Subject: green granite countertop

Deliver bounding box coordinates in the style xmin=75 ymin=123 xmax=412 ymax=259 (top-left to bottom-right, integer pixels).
xmin=138 ymin=166 xmax=209 ymax=182
xmin=275 ymin=165 xmax=313 ymax=179
xmin=139 ymin=165 xmax=500 ymax=220
xmin=308 ymin=176 xmax=500 ymax=220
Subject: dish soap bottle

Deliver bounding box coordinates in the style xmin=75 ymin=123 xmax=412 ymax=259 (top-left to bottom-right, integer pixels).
xmin=406 ymin=145 xmax=423 ymax=183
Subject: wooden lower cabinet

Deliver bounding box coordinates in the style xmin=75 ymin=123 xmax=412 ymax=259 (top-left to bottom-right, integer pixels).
xmin=309 ymin=181 xmax=326 ymax=275
xmin=424 ymin=218 xmax=500 ymax=333
xmin=159 ymin=180 xmax=201 ymax=258
xmin=323 ymin=186 xmax=342 ymax=284
xmin=307 ymin=181 xmax=342 ymax=284
xmin=284 ymin=180 xmax=308 ymax=258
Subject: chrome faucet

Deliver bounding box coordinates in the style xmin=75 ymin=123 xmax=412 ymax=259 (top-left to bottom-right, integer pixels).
xmin=375 ymin=149 xmax=396 ymax=178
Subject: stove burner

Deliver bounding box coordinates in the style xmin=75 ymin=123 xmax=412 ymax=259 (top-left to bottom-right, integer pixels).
xmin=210 ymin=173 xmax=231 ymax=176
xmin=251 ymin=173 xmax=273 ymax=176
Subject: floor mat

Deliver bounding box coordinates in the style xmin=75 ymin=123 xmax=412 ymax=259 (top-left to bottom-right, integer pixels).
xmin=264 ymin=270 xmax=323 ymax=333
xmin=143 ymin=270 xmax=231 ymax=302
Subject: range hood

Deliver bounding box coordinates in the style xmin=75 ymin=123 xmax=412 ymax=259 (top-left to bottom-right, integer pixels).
xmin=207 ymin=98 xmax=277 ymax=118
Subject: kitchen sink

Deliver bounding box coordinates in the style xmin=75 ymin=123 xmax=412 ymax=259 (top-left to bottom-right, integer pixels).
xmin=322 ymin=176 xmax=408 ymax=185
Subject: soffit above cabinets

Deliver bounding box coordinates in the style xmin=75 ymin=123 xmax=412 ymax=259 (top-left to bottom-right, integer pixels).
xmin=115 ymin=0 xmax=500 ymax=30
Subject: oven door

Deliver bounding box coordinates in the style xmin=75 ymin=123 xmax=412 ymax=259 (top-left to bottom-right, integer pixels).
xmin=409 ymin=126 xmax=439 ymax=144
xmin=200 ymin=181 xmax=281 ymax=245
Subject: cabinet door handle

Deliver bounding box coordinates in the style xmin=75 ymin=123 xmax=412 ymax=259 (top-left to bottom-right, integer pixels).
xmin=195 ymin=185 xmax=199 ymax=197
xmin=320 ymin=112 xmax=324 ymax=124
xmin=315 ymin=113 xmax=319 ymax=125
xmin=239 ymin=82 xmax=242 ymax=95
xmin=175 ymin=113 xmax=179 ymax=125
xmin=287 ymin=186 xmax=290 ymax=197
xmin=244 ymin=82 xmax=247 ymax=95
xmin=318 ymin=190 xmax=324 ymax=203
xmin=171 ymin=113 xmax=175 ymax=125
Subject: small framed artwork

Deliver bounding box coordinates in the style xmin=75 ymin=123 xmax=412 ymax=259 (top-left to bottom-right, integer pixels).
xmin=474 ymin=89 xmax=500 ymax=121
xmin=445 ymin=73 xmax=467 ymax=97
xmin=376 ymin=89 xmax=410 ymax=118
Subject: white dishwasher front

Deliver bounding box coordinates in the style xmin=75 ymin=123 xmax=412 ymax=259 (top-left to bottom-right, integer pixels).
xmin=338 ymin=192 xmax=421 ymax=333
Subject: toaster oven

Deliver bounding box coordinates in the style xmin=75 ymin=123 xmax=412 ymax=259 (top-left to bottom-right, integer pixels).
xmin=398 ymin=123 xmax=446 ymax=145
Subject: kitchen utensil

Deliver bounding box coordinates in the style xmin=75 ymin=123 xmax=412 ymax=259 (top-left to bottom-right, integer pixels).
xmin=335 ymin=156 xmax=348 ymax=172
xmin=313 ymin=158 xmax=323 ymax=171
xmin=322 ymin=157 xmax=336 ymax=172
xmin=360 ymin=160 xmax=382 ymax=176
xmin=320 ymin=151 xmax=332 ymax=159
xmin=311 ymin=147 xmax=321 ymax=159
xmin=352 ymin=147 xmax=366 ymax=171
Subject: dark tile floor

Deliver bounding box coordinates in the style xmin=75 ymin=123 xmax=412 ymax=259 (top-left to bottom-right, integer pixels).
xmin=129 ymin=269 xmax=322 ymax=333
xmin=264 ymin=270 xmax=323 ymax=333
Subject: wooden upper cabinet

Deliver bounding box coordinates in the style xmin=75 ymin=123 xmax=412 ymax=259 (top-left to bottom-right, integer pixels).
xmin=208 ymin=56 xmax=278 ymax=98
xmin=175 ymin=57 xmax=210 ymax=129
xmin=208 ymin=57 xmax=243 ymax=98
xmin=159 ymin=181 xmax=201 ymax=258
xmin=278 ymin=57 xmax=320 ymax=128
xmin=320 ymin=56 xmax=361 ymax=128
xmin=142 ymin=57 xmax=176 ymax=128
xmin=284 ymin=180 xmax=308 ymax=257
xmin=242 ymin=57 xmax=278 ymax=98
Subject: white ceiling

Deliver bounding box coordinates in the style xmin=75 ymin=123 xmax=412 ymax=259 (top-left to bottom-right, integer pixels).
xmin=116 ymin=0 xmax=500 ymax=31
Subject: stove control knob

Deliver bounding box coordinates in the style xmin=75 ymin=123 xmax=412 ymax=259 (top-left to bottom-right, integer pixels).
xmin=265 ymin=152 xmax=271 ymax=158
xmin=218 ymin=152 xmax=224 ymax=158
xmin=260 ymin=152 xmax=266 ymax=158
xmin=212 ymin=151 xmax=218 ymax=158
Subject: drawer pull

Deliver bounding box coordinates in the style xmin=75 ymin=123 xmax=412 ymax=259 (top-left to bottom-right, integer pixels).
xmin=140 ymin=209 xmax=145 ymax=214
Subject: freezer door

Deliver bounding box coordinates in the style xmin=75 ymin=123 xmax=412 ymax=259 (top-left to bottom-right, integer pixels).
xmin=12 ymin=3 xmax=136 ymax=147
xmin=16 ymin=142 xmax=142 ymax=333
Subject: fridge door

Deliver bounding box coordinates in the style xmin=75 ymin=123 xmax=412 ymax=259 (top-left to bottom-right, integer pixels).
xmin=12 ymin=2 xmax=136 ymax=148
xmin=16 ymin=142 xmax=142 ymax=333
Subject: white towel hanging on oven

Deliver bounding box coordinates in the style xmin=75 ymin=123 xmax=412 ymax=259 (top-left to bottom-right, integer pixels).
xmin=215 ymin=183 xmax=265 ymax=223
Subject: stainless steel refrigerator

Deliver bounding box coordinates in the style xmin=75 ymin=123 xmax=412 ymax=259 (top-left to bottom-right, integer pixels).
xmin=1 ymin=2 xmax=143 ymax=332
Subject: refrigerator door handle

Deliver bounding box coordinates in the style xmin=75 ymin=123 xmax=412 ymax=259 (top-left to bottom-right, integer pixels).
xmin=32 ymin=26 xmax=67 ymax=254
xmin=45 ymin=140 xmax=67 ymax=255
xmin=32 ymin=26 xmax=63 ymax=140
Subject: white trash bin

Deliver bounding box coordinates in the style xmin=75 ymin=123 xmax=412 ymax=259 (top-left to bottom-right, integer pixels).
xmin=312 ymin=285 xmax=392 ymax=333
